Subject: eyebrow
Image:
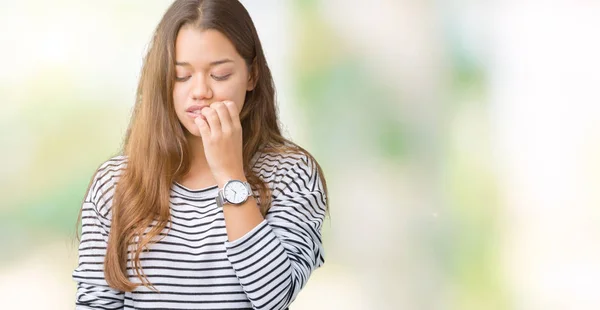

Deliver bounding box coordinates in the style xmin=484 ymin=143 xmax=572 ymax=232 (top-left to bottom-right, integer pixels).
xmin=175 ymin=59 xmax=234 ymax=67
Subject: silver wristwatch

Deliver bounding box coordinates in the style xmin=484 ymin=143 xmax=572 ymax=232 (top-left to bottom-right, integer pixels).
xmin=216 ymin=180 xmax=252 ymax=208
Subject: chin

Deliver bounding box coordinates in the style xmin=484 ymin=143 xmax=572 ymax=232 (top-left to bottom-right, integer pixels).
xmin=186 ymin=127 xmax=202 ymax=137
xmin=181 ymin=122 xmax=201 ymax=137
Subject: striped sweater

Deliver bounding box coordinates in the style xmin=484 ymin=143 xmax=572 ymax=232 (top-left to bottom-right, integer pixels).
xmin=73 ymin=150 xmax=327 ymax=310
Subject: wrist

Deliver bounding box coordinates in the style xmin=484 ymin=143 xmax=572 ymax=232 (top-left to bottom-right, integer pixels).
xmin=215 ymin=171 xmax=247 ymax=188
xmin=215 ymin=178 xmax=253 ymax=208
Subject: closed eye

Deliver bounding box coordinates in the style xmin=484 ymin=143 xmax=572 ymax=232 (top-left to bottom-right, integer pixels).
xmin=211 ymin=74 xmax=231 ymax=81
xmin=175 ymin=76 xmax=191 ymax=82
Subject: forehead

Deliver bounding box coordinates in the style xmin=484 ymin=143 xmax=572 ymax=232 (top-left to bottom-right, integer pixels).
xmin=174 ymin=26 xmax=241 ymax=65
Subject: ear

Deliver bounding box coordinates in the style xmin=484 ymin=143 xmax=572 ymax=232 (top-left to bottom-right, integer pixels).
xmin=246 ymin=57 xmax=258 ymax=91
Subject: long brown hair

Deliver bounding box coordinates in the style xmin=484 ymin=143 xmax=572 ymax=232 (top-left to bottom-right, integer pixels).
xmin=76 ymin=0 xmax=328 ymax=292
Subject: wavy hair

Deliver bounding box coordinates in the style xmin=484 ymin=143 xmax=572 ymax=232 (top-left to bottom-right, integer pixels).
xmin=76 ymin=0 xmax=328 ymax=292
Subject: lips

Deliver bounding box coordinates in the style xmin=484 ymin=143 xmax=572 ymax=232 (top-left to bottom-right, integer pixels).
xmin=185 ymin=105 xmax=208 ymax=120
xmin=186 ymin=105 xmax=208 ymax=114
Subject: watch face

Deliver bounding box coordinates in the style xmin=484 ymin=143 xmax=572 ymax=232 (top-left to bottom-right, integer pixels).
xmin=224 ymin=180 xmax=249 ymax=204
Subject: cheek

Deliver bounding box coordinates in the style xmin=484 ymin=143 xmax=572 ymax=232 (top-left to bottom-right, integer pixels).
xmin=215 ymin=77 xmax=247 ymax=105
xmin=173 ymin=85 xmax=188 ymax=107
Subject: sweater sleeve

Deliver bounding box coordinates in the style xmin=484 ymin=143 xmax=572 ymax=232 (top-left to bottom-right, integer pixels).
xmin=72 ymin=163 xmax=125 ymax=309
xmin=224 ymin=155 xmax=327 ymax=310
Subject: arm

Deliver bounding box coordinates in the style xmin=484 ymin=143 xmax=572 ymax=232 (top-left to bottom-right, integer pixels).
xmin=72 ymin=170 xmax=125 ymax=309
xmin=223 ymin=157 xmax=327 ymax=310
xmin=196 ymin=102 xmax=326 ymax=309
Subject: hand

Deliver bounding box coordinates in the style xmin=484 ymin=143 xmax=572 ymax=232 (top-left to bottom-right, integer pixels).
xmin=193 ymin=101 xmax=246 ymax=187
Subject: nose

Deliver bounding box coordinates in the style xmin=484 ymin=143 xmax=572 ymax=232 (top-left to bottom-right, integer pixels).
xmin=191 ymin=75 xmax=212 ymax=100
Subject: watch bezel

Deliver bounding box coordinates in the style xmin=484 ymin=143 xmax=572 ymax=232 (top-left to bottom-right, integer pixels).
xmin=221 ymin=180 xmax=250 ymax=205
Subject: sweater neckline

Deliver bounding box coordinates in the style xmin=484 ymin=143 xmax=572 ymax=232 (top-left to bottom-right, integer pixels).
xmin=172 ymin=182 xmax=219 ymax=198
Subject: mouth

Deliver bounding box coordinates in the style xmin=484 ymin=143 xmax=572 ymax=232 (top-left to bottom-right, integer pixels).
xmin=185 ymin=105 xmax=207 ymax=120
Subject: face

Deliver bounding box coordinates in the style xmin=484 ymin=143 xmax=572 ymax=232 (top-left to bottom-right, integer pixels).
xmin=173 ymin=26 xmax=254 ymax=137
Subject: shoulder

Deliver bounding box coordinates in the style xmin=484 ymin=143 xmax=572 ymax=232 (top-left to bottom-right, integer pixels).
xmin=85 ymin=155 xmax=128 ymax=217
xmin=252 ymin=148 xmax=308 ymax=173
xmin=251 ymin=143 xmax=316 ymax=177
xmin=251 ymin=143 xmax=324 ymax=195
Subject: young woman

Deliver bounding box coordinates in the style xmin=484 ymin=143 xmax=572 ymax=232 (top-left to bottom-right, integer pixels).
xmin=73 ymin=0 xmax=328 ymax=309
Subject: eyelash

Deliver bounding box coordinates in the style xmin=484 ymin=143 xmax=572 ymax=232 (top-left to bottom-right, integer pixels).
xmin=175 ymin=74 xmax=231 ymax=82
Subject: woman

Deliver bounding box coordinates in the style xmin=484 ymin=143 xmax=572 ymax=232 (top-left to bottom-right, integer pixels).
xmin=73 ymin=0 xmax=328 ymax=309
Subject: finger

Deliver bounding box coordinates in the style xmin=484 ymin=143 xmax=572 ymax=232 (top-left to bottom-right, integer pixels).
xmin=223 ymin=100 xmax=241 ymax=129
xmin=201 ymin=107 xmax=221 ymax=137
xmin=212 ymin=101 xmax=233 ymax=133
xmin=194 ymin=115 xmax=211 ymax=140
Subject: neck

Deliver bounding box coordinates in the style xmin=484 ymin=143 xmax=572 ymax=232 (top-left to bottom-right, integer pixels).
xmin=180 ymin=134 xmax=215 ymax=187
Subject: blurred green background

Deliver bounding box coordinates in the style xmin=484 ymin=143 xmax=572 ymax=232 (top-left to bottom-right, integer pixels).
xmin=1 ymin=1 xmax=600 ymax=309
